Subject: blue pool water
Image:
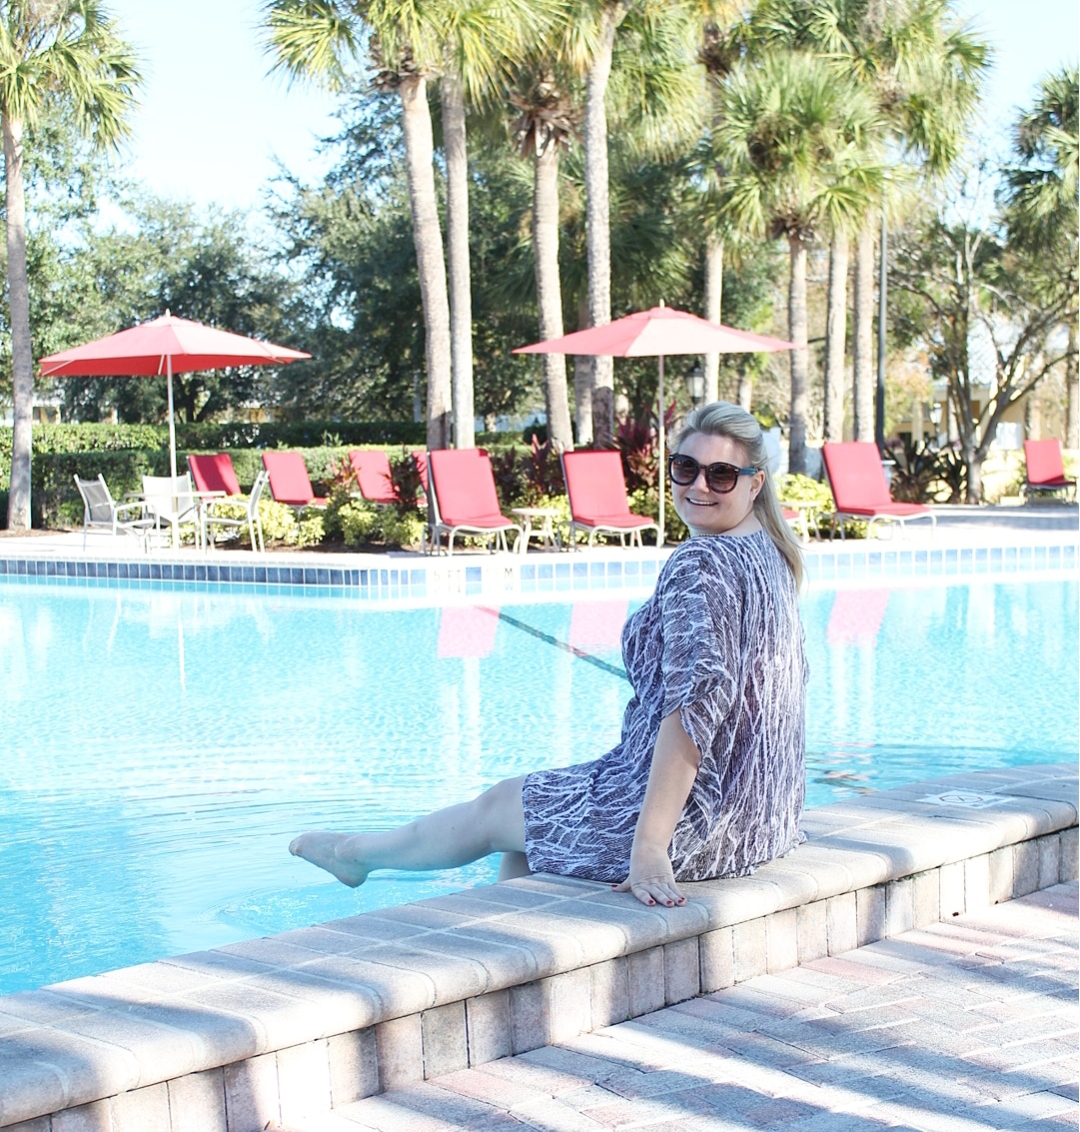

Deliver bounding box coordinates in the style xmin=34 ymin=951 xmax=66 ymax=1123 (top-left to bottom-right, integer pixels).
xmin=0 ymin=577 xmax=1076 ymax=994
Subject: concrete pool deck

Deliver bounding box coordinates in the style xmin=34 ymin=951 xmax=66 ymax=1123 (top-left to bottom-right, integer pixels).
xmin=0 ymin=503 xmax=1076 ymax=559
xmin=0 ymin=505 xmax=1076 ymax=609
xmin=0 ymin=764 xmax=1075 ymax=1132
xmin=283 ymin=882 xmax=1079 ymax=1132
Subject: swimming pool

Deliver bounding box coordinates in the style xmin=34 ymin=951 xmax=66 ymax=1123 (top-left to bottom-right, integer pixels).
xmin=1 ymin=575 xmax=1076 ymax=994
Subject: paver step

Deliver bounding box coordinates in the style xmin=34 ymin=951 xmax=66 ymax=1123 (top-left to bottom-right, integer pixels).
xmin=282 ymin=883 xmax=1079 ymax=1132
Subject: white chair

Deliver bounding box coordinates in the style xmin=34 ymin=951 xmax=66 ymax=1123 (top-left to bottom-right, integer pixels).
xmin=202 ymin=470 xmax=269 ymax=552
xmin=73 ymin=474 xmax=156 ymax=552
xmin=141 ymin=473 xmax=202 ymax=550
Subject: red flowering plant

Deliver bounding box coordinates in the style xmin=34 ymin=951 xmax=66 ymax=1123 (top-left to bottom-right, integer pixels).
xmin=617 ymin=401 xmax=686 ymax=543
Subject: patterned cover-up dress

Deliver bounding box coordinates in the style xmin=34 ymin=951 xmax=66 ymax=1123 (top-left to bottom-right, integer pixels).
xmin=522 ymin=530 xmax=807 ymax=883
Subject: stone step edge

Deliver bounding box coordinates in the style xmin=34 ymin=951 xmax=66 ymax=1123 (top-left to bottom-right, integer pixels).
xmin=0 ymin=767 xmax=1076 ymax=1129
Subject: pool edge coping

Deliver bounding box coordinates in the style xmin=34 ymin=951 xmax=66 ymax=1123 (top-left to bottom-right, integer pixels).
xmin=0 ymin=763 xmax=1076 ymax=1130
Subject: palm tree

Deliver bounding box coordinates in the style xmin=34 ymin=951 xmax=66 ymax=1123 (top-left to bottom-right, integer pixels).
xmin=576 ymin=0 xmax=703 ymax=444
xmin=510 ymin=64 xmax=578 ymax=450
xmin=267 ymin=0 xmax=545 ymax=451
xmin=2 ymin=1 xmax=139 ymax=532
xmin=695 ymin=2 xmax=744 ymax=402
xmin=439 ymin=0 xmax=560 ymax=449
xmin=441 ymin=73 xmax=474 ymax=448
xmin=266 ymin=0 xmax=453 ymax=449
xmin=820 ymin=223 xmax=849 ymax=442
xmin=1001 ymin=66 xmax=1079 ymax=447
xmin=716 ymin=50 xmax=882 ymax=473
xmin=755 ymin=0 xmax=988 ymax=443
xmin=579 ymin=0 xmax=627 ymax=446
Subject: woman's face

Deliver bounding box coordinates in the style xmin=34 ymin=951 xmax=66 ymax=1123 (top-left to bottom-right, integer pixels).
xmin=670 ymin=431 xmax=765 ymax=537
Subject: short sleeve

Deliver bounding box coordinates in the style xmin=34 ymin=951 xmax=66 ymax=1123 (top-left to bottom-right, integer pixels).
xmin=658 ymin=543 xmax=741 ymax=762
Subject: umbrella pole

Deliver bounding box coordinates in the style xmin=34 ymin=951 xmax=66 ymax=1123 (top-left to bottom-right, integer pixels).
xmin=657 ymin=354 xmax=665 ymax=546
xmin=166 ymin=354 xmax=178 ymax=481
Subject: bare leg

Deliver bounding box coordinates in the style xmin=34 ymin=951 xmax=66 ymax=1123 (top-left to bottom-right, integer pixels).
xmin=289 ymin=776 xmax=528 ymax=888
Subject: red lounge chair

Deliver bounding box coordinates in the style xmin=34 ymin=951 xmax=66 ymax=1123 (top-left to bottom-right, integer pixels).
xmin=426 ymin=449 xmax=522 ymax=555
xmin=188 ymin=453 xmax=269 ymax=552
xmin=188 ymin=452 xmax=242 ymax=497
xmin=561 ymin=450 xmax=660 ymax=548
xmin=261 ymin=451 xmax=327 ymax=519
xmin=349 ymin=449 xmax=398 ymax=504
xmin=1023 ymin=439 xmax=1076 ymax=501
xmin=822 ymin=442 xmax=936 ymax=539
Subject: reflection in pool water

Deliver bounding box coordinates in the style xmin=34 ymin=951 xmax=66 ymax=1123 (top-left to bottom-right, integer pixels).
xmin=0 ymin=578 xmax=1075 ymax=993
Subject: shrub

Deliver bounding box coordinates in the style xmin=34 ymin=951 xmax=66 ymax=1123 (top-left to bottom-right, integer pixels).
xmin=211 ymin=496 xmax=300 ymax=547
xmin=389 ymin=447 xmax=423 ymax=515
xmin=379 ymin=510 xmax=425 ymax=548
xmin=297 ymin=513 xmax=325 ymax=547
xmin=338 ymin=499 xmax=379 ymax=545
xmin=627 ymin=486 xmax=687 ymax=546
xmin=776 ymin=473 xmax=867 ymax=538
xmin=484 ymin=438 xmax=566 ymax=513
xmin=336 ymin=498 xmax=424 ymax=548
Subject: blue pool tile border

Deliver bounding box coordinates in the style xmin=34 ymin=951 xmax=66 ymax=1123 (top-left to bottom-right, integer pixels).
xmin=0 ymin=553 xmax=667 ymax=600
xmin=0 ymin=540 xmax=1076 ymax=601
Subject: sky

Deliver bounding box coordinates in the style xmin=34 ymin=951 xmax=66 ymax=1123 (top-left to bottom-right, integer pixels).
xmin=107 ymin=0 xmax=1079 ymax=214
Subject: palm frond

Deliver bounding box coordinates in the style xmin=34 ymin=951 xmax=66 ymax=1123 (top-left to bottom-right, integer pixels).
xmin=262 ymin=0 xmax=359 ymax=88
xmin=0 ymin=1 xmax=139 ymax=143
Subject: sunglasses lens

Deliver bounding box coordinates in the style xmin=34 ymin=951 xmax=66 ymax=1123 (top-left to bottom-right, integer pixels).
xmin=706 ymin=466 xmax=739 ymax=493
xmin=669 ymin=456 xmax=699 ymax=484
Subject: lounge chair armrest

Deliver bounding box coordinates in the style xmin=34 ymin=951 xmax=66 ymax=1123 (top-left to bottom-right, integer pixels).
xmin=113 ymin=500 xmax=148 ymax=517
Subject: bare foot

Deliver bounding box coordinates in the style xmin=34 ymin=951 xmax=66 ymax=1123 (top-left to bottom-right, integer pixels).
xmin=289 ymin=832 xmax=370 ymax=888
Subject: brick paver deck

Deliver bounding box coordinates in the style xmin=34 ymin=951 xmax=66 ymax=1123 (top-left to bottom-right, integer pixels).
xmin=289 ymin=883 xmax=1078 ymax=1132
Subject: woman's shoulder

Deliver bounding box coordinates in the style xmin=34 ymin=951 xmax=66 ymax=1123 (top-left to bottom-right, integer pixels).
xmin=663 ymin=530 xmax=772 ymax=574
xmin=660 ymin=531 xmax=793 ymax=601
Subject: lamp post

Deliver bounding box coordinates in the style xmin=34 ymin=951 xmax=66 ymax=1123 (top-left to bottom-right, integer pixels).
xmin=875 ymin=207 xmax=888 ymax=451
xmin=686 ymin=362 xmax=705 ymax=408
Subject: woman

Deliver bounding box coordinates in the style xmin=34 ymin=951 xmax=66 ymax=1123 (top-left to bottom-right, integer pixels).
xmin=290 ymin=402 xmax=807 ymax=909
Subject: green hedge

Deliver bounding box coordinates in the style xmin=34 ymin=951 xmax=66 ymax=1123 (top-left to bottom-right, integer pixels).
xmin=0 ymin=421 xmax=426 ymax=485
xmin=0 ymin=422 xmax=428 ymax=526
xmin=36 ymin=449 xmax=171 ymax=528
xmin=173 ymin=420 xmax=427 ymax=450
xmin=31 ymin=446 xmax=368 ymax=528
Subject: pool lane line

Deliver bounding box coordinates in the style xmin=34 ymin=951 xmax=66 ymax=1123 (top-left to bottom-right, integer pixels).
xmin=477 ymin=607 xmax=629 ymax=681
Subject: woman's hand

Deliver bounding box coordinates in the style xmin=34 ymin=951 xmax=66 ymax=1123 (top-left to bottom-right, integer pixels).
xmin=613 ymin=709 xmax=700 ymax=908
xmin=613 ymin=842 xmax=686 ymax=907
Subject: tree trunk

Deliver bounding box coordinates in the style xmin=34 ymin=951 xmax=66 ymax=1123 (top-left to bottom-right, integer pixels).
xmin=737 ymin=371 xmax=752 ymax=411
xmin=824 ymin=227 xmax=848 ymax=444
xmin=4 ymin=115 xmax=32 ymax=531
xmin=1024 ymin=388 xmax=1040 ymax=441
xmin=584 ymin=3 xmax=624 ymax=447
xmin=703 ymin=238 xmax=723 ymax=403
xmin=400 ymin=76 xmax=452 ymax=451
xmin=852 ymin=221 xmax=875 ymax=442
xmin=1066 ymin=319 xmax=1078 ymax=449
xmin=441 ymin=76 xmax=474 ymax=449
xmin=787 ymin=234 xmax=809 ymax=475
xmin=574 ymin=291 xmax=593 ymax=444
xmin=965 ymin=447 xmax=983 ymax=504
xmin=532 ymin=140 xmax=573 ymax=452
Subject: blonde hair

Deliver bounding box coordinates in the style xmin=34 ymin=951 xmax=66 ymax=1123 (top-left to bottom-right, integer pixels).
xmin=673 ymin=401 xmax=803 ymax=587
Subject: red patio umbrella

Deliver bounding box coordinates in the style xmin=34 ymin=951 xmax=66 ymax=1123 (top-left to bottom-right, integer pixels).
xmin=514 ymin=304 xmax=793 ymax=537
xmin=39 ymin=312 xmax=311 ymax=480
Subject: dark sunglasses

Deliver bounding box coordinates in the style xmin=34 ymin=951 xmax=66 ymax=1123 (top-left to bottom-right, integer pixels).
xmin=668 ymin=453 xmax=758 ymax=494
